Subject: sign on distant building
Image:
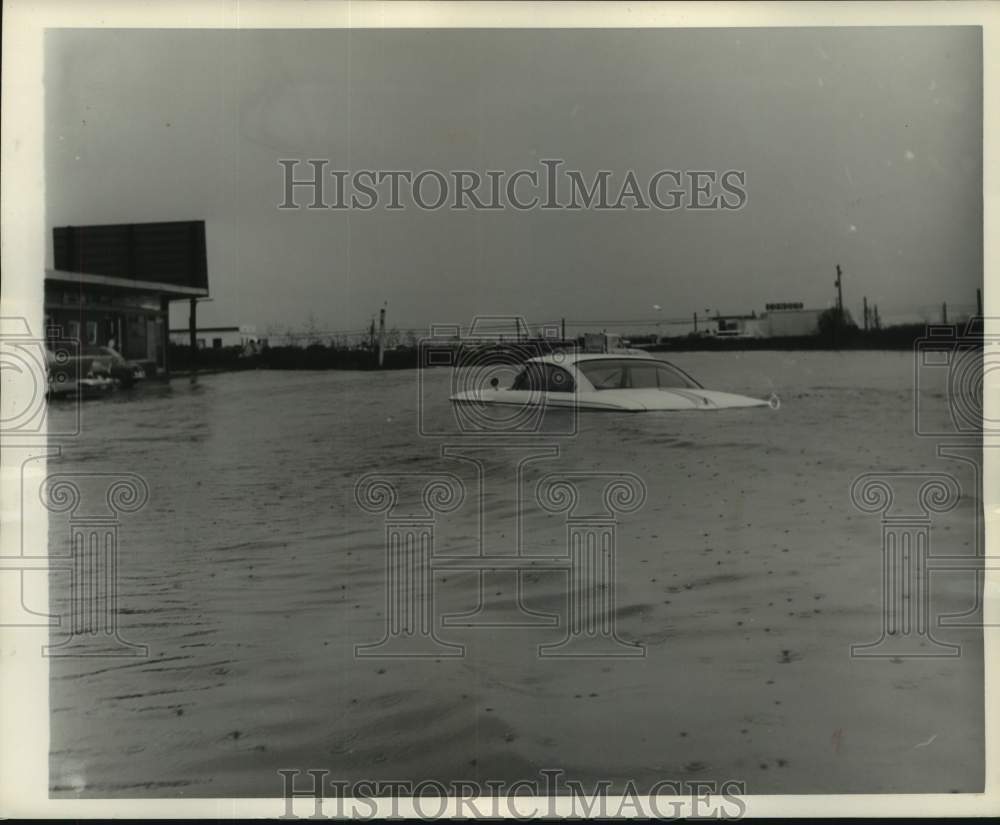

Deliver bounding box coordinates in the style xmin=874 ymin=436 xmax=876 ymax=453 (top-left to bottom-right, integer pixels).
xmin=765 ymin=302 xmax=804 ymax=311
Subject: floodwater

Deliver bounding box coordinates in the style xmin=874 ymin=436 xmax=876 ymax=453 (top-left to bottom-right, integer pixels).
xmin=46 ymin=351 xmax=984 ymax=797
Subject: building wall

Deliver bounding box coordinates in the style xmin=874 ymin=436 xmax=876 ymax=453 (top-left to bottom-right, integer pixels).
xmin=44 ymin=282 xmax=166 ymax=363
xmin=715 ymin=316 xmax=767 ymax=337
xmin=765 ymin=309 xmax=823 ymax=337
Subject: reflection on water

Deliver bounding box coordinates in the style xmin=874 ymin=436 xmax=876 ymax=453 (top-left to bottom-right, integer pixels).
xmin=46 ymin=352 xmax=983 ymax=796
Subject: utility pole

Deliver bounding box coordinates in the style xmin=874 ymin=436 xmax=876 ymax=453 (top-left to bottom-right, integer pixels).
xmin=561 ymin=317 xmax=566 ymax=341
xmin=862 ymin=296 xmax=869 ymax=332
xmin=377 ymin=304 xmax=386 ymax=367
xmin=942 ymin=302 xmax=948 ymax=324
xmin=873 ymin=304 xmax=881 ymax=330
xmin=693 ymin=311 xmax=698 ymax=333
xmin=188 ymin=297 xmax=198 ymax=369
xmin=977 ymin=288 xmax=983 ymax=317
xmin=835 ymin=264 xmax=844 ymax=316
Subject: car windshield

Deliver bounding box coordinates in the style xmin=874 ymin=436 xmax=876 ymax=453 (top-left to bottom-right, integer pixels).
xmin=577 ymin=359 xmax=701 ymax=390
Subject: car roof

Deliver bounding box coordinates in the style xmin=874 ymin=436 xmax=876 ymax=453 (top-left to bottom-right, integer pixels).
xmin=525 ymin=352 xmax=662 ymax=366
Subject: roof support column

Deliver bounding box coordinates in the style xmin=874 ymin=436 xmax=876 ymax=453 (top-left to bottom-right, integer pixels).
xmin=189 ymin=298 xmax=198 ymax=370
xmin=160 ymin=296 xmax=170 ymax=377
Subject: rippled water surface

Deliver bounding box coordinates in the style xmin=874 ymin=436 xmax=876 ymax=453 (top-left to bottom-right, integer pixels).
xmin=46 ymin=351 xmax=984 ymax=796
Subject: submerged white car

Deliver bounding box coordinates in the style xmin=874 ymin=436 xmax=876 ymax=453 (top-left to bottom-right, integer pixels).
xmin=450 ymin=353 xmax=770 ymax=412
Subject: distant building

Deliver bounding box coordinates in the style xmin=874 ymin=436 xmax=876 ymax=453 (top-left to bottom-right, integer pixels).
xmin=713 ymin=313 xmax=768 ymax=338
xmin=762 ymin=302 xmax=824 ymax=337
xmin=44 ymin=220 xmax=210 ymax=373
xmin=704 ymin=303 xmax=827 ymax=338
xmin=169 ymin=325 xmax=262 ymax=350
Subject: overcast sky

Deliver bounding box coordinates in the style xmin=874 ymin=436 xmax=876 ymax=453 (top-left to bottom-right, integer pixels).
xmin=46 ymin=27 xmax=982 ymax=333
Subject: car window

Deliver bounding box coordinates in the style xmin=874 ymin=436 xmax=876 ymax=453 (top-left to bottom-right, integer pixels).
xmin=512 ymin=364 xmax=544 ymax=392
xmin=655 ymin=363 xmax=699 ymax=388
xmin=544 ymin=365 xmax=575 ymax=393
xmin=626 ymin=364 xmax=659 ymax=389
xmin=579 ymin=359 xmax=701 ymax=390
xmin=512 ymin=363 xmax=575 ymax=392
xmin=579 ymin=362 xmax=625 ymax=390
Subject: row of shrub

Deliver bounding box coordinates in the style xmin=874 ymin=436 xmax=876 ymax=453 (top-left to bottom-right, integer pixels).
xmin=648 ymin=324 xmax=959 ymax=351
xmin=167 ymin=323 xmax=973 ymax=372
xmin=168 ymin=338 xmax=581 ymax=372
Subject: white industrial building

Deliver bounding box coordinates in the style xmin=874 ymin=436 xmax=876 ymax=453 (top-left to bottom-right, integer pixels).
xmin=760 ymin=303 xmax=826 ymax=337
xmin=712 ymin=303 xmax=827 ymax=338
xmin=169 ymin=324 xmax=262 ymax=350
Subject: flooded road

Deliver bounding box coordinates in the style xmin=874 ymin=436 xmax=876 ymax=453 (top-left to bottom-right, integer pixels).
xmin=46 ymin=351 xmax=984 ymax=796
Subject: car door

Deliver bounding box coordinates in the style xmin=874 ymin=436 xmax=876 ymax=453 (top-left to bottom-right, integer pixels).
xmin=539 ymin=363 xmax=578 ymax=408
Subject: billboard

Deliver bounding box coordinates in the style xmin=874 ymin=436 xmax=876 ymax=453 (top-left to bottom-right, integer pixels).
xmin=53 ymin=220 xmax=208 ymax=290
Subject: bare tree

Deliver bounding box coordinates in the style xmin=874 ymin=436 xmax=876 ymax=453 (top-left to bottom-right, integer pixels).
xmin=303 ymin=314 xmax=322 ymax=346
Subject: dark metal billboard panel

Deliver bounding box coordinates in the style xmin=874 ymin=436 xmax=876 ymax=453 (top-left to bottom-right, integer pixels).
xmin=53 ymin=220 xmax=208 ymax=290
